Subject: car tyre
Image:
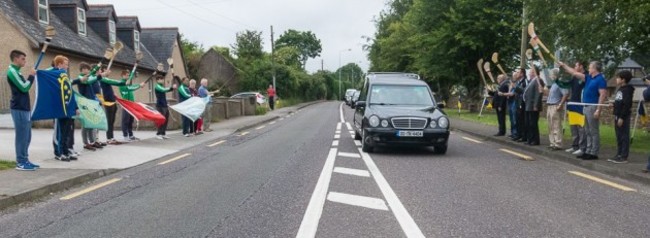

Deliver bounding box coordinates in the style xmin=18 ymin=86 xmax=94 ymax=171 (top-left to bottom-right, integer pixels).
xmin=361 ymin=129 xmax=374 ymax=153
xmin=354 ymin=129 xmax=361 ymax=140
xmin=433 ymin=145 xmax=447 ymax=155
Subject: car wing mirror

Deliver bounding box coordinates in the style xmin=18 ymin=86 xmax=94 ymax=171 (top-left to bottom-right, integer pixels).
xmin=437 ymin=102 xmax=445 ymax=109
xmin=355 ymin=101 xmax=366 ymax=108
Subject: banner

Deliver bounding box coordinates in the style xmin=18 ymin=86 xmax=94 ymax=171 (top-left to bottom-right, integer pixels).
xmin=567 ymin=104 xmax=585 ymax=126
xmin=170 ymin=97 xmax=207 ymax=122
xmin=31 ymin=69 xmax=77 ymax=120
xmin=75 ymin=92 xmax=108 ymax=130
xmin=116 ymin=98 xmax=166 ymax=127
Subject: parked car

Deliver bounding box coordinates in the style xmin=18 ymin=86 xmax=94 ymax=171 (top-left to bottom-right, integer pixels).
xmin=344 ymin=89 xmax=357 ymax=105
xmin=350 ymin=90 xmax=361 ymax=108
xmin=353 ymin=73 xmax=450 ymax=154
xmin=230 ymin=92 xmax=266 ymax=104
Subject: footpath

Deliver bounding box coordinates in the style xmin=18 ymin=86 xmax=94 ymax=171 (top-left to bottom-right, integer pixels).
xmin=0 ymin=101 xmax=322 ymax=210
xmin=452 ymin=119 xmax=650 ymax=186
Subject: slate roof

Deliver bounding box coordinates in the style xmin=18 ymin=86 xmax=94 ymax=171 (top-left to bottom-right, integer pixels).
xmin=116 ymin=16 xmax=140 ymax=31
xmin=140 ymin=27 xmax=186 ymax=73
xmin=87 ymin=4 xmax=115 ymax=19
xmin=0 ymin=0 xmax=158 ymax=71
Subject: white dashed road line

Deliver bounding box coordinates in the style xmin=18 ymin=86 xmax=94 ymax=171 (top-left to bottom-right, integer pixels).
xmin=207 ymin=140 xmax=226 ymax=147
xmin=333 ymin=167 xmax=371 ymax=177
xmin=338 ymin=152 xmax=361 ymax=158
xmin=326 ymin=192 xmax=388 ymax=211
xmin=296 ymin=148 xmax=338 ymax=238
xmin=332 ymin=140 xmax=339 ymax=146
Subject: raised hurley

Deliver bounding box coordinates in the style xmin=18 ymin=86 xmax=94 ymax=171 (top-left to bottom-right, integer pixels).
xmin=477 ymin=59 xmax=494 ymax=92
xmin=491 ymin=52 xmax=508 ymax=76
xmin=106 ymin=41 xmax=124 ymax=70
xmin=527 ymin=22 xmax=556 ymax=61
xmin=482 ymin=61 xmax=499 ymax=92
xmin=34 ymin=26 xmax=56 ymax=69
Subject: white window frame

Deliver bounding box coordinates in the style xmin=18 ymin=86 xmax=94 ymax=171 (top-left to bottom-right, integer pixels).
xmin=37 ymin=0 xmax=49 ymax=24
xmin=108 ymin=20 xmax=116 ymax=45
xmin=77 ymin=8 xmax=87 ymax=36
xmin=133 ymin=30 xmax=140 ymax=52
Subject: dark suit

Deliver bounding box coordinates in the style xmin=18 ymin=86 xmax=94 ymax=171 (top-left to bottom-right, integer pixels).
xmin=492 ymin=79 xmax=510 ymax=135
xmin=523 ymin=78 xmax=542 ymax=144
xmin=513 ymin=79 xmax=527 ymax=141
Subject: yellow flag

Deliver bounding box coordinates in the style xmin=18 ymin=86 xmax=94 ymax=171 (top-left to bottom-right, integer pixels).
xmin=568 ymin=111 xmax=585 ymax=126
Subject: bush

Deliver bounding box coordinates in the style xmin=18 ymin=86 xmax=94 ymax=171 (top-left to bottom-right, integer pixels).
xmin=255 ymin=106 xmax=268 ymax=115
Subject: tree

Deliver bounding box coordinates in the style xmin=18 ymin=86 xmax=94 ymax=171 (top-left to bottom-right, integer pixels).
xmin=232 ymin=30 xmax=264 ymax=62
xmin=275 ymin=29 xmax=322 ymax=69
xmin=180 ymin=34 xmax=205 ymax=79
xmin=274 ymin=46 xmax=302 ymax=69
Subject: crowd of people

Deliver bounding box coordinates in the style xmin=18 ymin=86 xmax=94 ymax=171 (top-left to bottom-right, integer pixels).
xmin=489 ymin=59 xmax=650 ymax=171
xmin=5 ymin=50 xmax=217 ymax=171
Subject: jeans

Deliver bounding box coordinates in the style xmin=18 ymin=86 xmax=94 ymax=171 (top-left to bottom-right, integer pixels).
xmin=104 ymin=104 xmax=117 ymax=140
xmin=11 ymin=109 xmax=31 ymax=164
xmin=121 ymin=112 xmax=134 ymax=137
xmin=583 ymin=105 xmax=600 ymax=156
xmin=156 ymin=106 xmax=169 ymax=136
xmin=615 ymin=116 xmax=631 ymax=159
xmin=508 ymin=101 xmax=517 ymax=137
xmin=182 ymin=116 xmax=192 ymax=135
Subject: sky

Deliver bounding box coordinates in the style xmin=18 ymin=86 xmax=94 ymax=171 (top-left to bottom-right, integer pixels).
xmin=86 ymin=0 xmax=387 ymax=73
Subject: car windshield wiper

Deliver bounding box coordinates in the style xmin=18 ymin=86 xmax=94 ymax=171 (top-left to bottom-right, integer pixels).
xmin=369 ymin=102 xmax=397 ymax=106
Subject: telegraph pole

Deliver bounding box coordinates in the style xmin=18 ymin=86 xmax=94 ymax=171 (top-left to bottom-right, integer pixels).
xmin=520 ymin=3 xmax=527 ymax=70
xmin=270 ymin=25 xmax=276 ymax=90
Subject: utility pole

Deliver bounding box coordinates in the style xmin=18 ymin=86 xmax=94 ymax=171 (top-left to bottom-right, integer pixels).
xmin=520 ymin=3 xmax=527 ymax=70
xmin=270 ymin=25 xmax=276 ymax=91
xmin=321 ymin=59 xmax=324 ymax=71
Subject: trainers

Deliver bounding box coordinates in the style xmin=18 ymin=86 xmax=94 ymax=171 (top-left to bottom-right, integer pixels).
xmin=26 ymin=161 xmax=40 ymax=168
xmin=130 ymin=136 xmax=140 ymax=141
xmin=15 ymin=163 xmax=36 ymax=171
xmin=565 ymin=148 xmax=575 ymax=153
xmin=55 ymin=155 xmax=70 ymax=162
xmin=184 ymin=134 xmax=190 ymax=137
xmin=68 ymin=149 xmax=81 ymax=157
xmin=607 ymin=156 xmax=620 ymax=162
xmin=123 ymin=137 xmax=132 ymax=142
xmin=572 ymin=149 xmax=584 ymax=156
xmin=68 ymin=154 xmax=78 ymax=161
xmin=156 ymin=135 xmax=164 ymax=140
xmin=162 ymin=135 xmax=171 ymax=139
xmin=612 ymin=158 xmax=628 ymax=164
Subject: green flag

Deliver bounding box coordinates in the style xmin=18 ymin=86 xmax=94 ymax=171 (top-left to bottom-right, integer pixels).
xmin=74 ymin=92 xmax=108 ymax=130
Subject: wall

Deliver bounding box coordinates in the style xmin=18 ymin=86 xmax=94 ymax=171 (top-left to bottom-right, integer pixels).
xmin=0 ymin=14 xmax=35 ymax=111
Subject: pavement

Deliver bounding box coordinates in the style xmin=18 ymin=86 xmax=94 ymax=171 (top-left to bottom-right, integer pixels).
xmin=451 ymin=118 xmax=650 ymax=185
xmin=0 ymin=101 xmax=322 ymax=211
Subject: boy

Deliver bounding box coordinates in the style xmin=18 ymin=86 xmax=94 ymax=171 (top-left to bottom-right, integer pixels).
xmin=118 ymin=69 xmax=145 ymax=142
xmin=7 ymin=50 xmax=38 ymax=170
xmin=155 ymin=75 xmax=176 ymax=139
xmin=72 ymin=62 xmax=103 ymax=151
xmin=100 ymin=68 xmax=133 ymax=144
xmin=51 ymin=55 xmax=77 ymax=162
xmin=178 ymin=77 xmax=193 ymax=136
xmin=610 ymin=70 xmax=634 ymax=164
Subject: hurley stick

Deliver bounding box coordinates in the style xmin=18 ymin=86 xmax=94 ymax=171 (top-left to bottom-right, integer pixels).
xmin=477 ymin=59 xmax=489 ymax=89
xmin=106 ymin=41 xmax=124 ymax=70
xmin=34 ymin=26 xmax=56 ymax=69
xmin=527 ymin=22 xmax=557 ymax=61
xmin=491 ymin=52 xmax=507 ymax=76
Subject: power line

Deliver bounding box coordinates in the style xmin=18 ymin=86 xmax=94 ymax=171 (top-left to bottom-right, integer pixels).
xmin=187 ymin=0 xmax=260 ymax=31
xmin=155 ymin=0 xmax=238 ymax=33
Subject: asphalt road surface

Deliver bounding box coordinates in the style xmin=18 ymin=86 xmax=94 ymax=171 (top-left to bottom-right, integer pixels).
xmin=1 ymin=101 xmax=649 ymax=237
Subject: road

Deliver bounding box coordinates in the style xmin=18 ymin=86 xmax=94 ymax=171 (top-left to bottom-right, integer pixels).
xmin=1 ymin=101 xmax=649 ymax=237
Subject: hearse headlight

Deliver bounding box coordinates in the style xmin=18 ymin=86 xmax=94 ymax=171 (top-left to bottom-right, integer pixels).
xmin=381 ymin=120 xmax=389 ymax=128
xmin=438 ymin=117 xmax=449 ymax=129
xmin=430 ymin=119 xmax=438 ymax=128
xmin=369 ymin=115 xmax=380 ymax=127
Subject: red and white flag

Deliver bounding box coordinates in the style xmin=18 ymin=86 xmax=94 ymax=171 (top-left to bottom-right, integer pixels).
xmin=116 ymin=98 xmax=166 ymax=127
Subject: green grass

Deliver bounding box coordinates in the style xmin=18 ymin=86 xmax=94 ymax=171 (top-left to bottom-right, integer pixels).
xmin=0 ymin=160 xmax=17 ymax=171
xmin=255 ymin=106 xmax=268 ymax=115
xmin=449 ymin=110 xmax=650 ymax=154
xmin=275 ymin=98 xmax=303 ymax=109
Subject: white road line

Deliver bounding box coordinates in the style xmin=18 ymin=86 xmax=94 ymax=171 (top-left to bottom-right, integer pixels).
xmin=348 ymin=131 xmax=354 ymax=135
xmin=332 ymin=140 xmax=339 ymax=146
xmin=60 ymin=178 xmax=121 ymax=200
xmin=339 ymin=103 xmax=345 ymax=122
xmin=462 ymin=136 xmax=483 ymax=144
xmin=158 ymin=153 xmax=191 ymax=165
xmin=207 ymin=140 xmax=226 ymax=147
xmin=334 ymin=134 xmax=340 ymax=139
xmin=337 ymin=122 xmax=342 ymax=130
xmin=354 ymin=141 xmax=362 ymax=147
xmin=326 ymin=192 xmax=388 ymax=211
xmin=345 ymin=122 xmax=353 ymax=131
xmin=350 ymin=134 xmax=355 ymax=139
xmin=268 ymin=121 xmax=277 ymax=125
xmin=335 ymin=130 xmax=341 ymax=134
xmin=500 ymin=148 xmax=535 ymax=161
xmin=358 ymin=149 xmax=425 ymax=238
xmin=338 ymin=152 xmax=361 ymax=158
xmin=280 ymin=118 xmax=285 ymax=121
xmin=296 ymin=148 xmax=338 ymax=238
xmin=569 ymin=171 xmax=637 ymax=192
xmin=333 ymin=167 xmax=370 ymax=177
xmin=238 ymin=131 xmax=250 ymax=136
xmin=255 ymin=126 xmax=265 ymax=130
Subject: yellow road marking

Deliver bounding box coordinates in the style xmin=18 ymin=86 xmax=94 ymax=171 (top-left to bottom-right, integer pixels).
xmin=60 ymin=178 xmax=121 ymax=200
xmin=462 ymin=136 xmax=483 ymax=144
xmin=238 ymin=131 xmax=250 ymax=136
xmin=500 ymin=149 xmax=535 ymax=161
xmin=255 ymin=126 xmax=265 ymax=130
xmin=208 ymin=140 xmax=226 ymax=147
xmin=569 ymin=171 xmax=637 ymax=192
xmin=158 ymin=153 xmax=191 ymax=165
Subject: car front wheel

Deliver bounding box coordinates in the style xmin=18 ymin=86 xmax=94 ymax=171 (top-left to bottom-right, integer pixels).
xmin=361 ymin=129 xmax=374 ymax=153
xmin=433 ymin=145 xmax=447 ymax=155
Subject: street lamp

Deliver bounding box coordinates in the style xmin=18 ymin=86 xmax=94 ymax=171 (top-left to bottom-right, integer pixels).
xmin=339 ymin=48 xmax=351 ymax=100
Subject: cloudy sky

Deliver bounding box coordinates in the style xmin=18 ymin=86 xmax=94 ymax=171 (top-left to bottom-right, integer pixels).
xmin=87 ymin=0 xmax=387 ymax=73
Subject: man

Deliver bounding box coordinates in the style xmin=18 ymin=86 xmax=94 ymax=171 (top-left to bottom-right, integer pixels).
xmin=503 ymin=69 xmax=524 ymax=140
xmin=492 ymin=74 xmax=510 ymax=136
xmin=560 ymin=61 xmax=607 ymax=160
xmin=267 ymin=84 xmax=276 ymax=110
xmin=513 ymin=68 xmax=528 ymax=142
xmin=198 ymin=78 xmax=213 ymax=132
xmin=7 ymin=50 xmax=38 ymax=170
xmin=178 ymin=77 xmax=193 ymax=136
xmin=523 ymin=66 xmax=543 ymax=146
xmin=565 ymin=61 xmax=587 ymax=156
xmin=118 ymin=70 xmax=145 ymax=142
xmin=545 ymin=68 xmax=569 ymax=150
xmin=155 ymin=75 xmax=176 ymax=139
xmin=51 ymin=55 xmax=76 ymax=162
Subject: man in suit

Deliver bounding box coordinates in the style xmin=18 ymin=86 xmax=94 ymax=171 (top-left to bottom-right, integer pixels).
xmin=492 ymin=74 xmax=510 ymax=136
xmin=523 ymin=65 xmax=543 ymax=145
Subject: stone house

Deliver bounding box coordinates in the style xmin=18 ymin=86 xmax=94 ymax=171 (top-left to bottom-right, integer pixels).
xmin=197 ymin=48 xmax=239 ymax=95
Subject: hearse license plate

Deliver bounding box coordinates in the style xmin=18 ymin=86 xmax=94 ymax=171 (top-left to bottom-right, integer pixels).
xmin=397 ymin=131 xmax=423 ymax=137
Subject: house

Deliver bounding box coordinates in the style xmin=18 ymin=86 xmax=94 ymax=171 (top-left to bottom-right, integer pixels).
xmin=140 ymin=27 xmax=189 ymax=101
xmin=197 ymin=48 xmax=239 ymax=95
xmin=0 ymin=0 xmax=160 ymax=113
xmin=607 ymin=58 xmax=648 ymax=101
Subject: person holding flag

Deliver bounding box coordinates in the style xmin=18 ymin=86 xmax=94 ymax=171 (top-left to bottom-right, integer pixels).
xmin=7 ymin=50 xmax=38 ymax=170
xmin=154 ymin=75 xmax=177 ymax=139
xmin=565 ymin=61 xmax=587 ymax=156
xmin=118 ymin=69 xmax=145 ymax=142
xmin=178 ymin=77 xmax=193 ymax=136
xmin=48 ymin=55 xmax=77 ymax=162
xmin=72 ymin=62 xmax=105 ymax=151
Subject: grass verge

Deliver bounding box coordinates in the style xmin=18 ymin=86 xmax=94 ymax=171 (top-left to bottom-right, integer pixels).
xmin=0 ymin=160 xmax=16 ymax=171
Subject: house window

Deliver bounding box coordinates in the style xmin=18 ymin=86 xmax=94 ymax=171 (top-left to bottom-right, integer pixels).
xmin=134 ymin=30 xmax=140 ymax=52
xmin=38 ymin=0 xmax=49 ymax=24
xmin=109 ymin=20 xmax=116 ymax=45
xmin=77 ymin=8 xmax=87 ymax=36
